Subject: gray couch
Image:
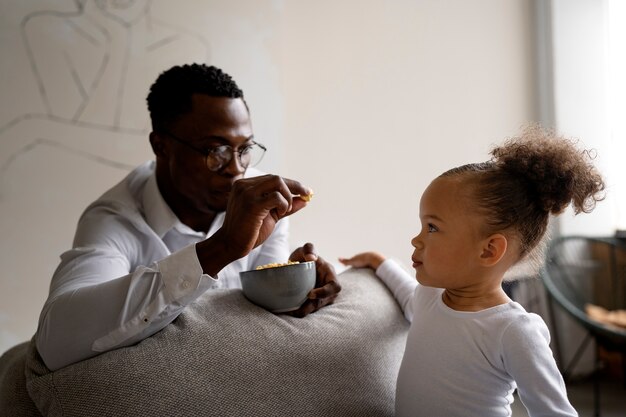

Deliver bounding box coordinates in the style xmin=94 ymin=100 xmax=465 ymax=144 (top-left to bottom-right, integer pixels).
xmin=0 ymin=268 xmax=409 ymax=416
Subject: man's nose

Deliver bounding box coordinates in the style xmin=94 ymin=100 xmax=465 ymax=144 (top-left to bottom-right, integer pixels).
xmin=222 ymin=152 xmax=246 ymax=176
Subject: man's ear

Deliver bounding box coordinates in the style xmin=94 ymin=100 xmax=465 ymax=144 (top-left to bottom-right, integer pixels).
xmin=149 ymin=131 xmax=167 ymax=158
xmin=479 ymin=234 xmax=508 ymax=266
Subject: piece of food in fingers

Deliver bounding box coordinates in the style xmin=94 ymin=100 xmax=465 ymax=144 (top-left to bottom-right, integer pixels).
xmin=294 ymin=192 xmax=314 ymax=202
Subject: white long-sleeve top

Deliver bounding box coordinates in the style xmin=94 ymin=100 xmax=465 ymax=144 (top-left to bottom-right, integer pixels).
xmin=375 ymin=259 xmax=578 ymax=417
xmin=36 ymin=161 xmax=289 ymax=371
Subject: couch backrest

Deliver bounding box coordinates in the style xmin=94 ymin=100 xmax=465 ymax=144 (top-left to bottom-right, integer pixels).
xmin=24 ymin=268 xmax=409 ymax=417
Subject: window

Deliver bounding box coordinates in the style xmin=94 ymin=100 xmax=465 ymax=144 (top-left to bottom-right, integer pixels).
xmin=608 ymin=0 xmax=626 ymax=233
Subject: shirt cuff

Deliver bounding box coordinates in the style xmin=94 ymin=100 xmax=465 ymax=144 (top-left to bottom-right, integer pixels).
xmin=376 ymin=259 xmax=414 ymax=291
xmin=157 ymin=243 xmax=217 ymax=303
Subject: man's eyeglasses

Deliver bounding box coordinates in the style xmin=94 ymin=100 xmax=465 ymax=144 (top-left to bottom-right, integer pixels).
xmin=161 ymin=130 xmax=266 ymax=172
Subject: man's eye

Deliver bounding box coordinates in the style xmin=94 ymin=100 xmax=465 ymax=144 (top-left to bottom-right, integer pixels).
xmin=239 ymin=145 xmax=253 ymax=155
xmin=428 ymin=224 xmax=438 ymax=233
xmin=208 ymin=145 xmax=230 ymax=156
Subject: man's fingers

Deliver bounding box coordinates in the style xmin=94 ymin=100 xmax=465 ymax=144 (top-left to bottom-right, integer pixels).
xmin=302 ymin=242 xmax=316 ymax=257
xmin=288 ymin=301 xmax=315 ymax=318
xmin=243 ymin=174 xmax=311 ymax=204
xmin=281 ymin=177 xmax=313 ymax=199
xmin=260 ymin=190 xmax=291 ymax=217
xmin=286 ymin=276 xmax=340 ymax=318
xmin=219 ymin=175 xmax=312 ymax=260
xmin=285 ymin=251 xmax=341 ymax=318
xmin=314 ymin=255 xmax=335 ymax=278
xmin=234 ymin=175 xmax=295 ymax=211
xmin=232 ymin=175 xmax=313 ymax=221
xmin=311 ymin=255 xmax=340 ymax=297
xmin=308 ymin=280 xmax=341 ymax=300
xmin=289 ymin=242 xmax=318 ymax=262
xmin=289 ymin=294 xmax=337 ymax=318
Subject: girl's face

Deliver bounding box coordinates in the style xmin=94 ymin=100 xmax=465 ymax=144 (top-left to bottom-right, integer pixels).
xmin=410 ymin=176 xmax=487 ymax=289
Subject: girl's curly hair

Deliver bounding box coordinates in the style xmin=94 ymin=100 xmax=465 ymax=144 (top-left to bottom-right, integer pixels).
xmin=441 ymin=125 xmax=605 ymax=263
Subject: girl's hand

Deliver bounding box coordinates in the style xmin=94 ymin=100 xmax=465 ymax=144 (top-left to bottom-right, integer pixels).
xmin=338 ymin=252 xmax=386 ymax=270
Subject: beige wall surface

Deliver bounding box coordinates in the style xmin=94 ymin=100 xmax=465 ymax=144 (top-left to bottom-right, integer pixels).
xmin=281 ymin=0 xmax=538 ymax=265
xmin=0 ymin=0 xmax=538 ymax=355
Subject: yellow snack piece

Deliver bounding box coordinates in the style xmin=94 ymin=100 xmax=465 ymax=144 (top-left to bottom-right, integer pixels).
xmin=299 ymin=193 xmax=314 ymax=202
xmin=255 ymin=261 xmax=300 ymax=270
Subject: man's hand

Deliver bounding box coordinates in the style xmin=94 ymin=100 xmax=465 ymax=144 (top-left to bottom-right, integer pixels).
xmin=221 ymin=175 xmax=312 ymax=256
xmin=198 ymin=175 xmax=312 ymax=276
xmin=288 ymin=243 xmax=341 ymax=318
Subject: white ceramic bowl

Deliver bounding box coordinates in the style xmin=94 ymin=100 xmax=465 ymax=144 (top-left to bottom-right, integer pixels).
xmin=239 ymin=261 xmax=316 ymax=313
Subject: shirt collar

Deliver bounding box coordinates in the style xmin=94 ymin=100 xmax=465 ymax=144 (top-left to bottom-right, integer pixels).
xmin=143 ymin=173 xmax=191 ymax=238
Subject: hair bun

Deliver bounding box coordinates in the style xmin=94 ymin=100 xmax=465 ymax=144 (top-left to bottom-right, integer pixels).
xmin=491 ymin=125 xmax=605 ymax=215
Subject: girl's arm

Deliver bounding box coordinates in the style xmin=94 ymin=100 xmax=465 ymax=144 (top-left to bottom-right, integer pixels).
xmin=502 ymin=314 xmax=578 ymax=417
xmin=339 ymin=252 xmax=386 ymax=270
xmin=340 ymin=252 xmax=418 ymax=321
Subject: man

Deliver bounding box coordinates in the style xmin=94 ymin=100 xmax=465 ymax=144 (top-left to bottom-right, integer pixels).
xmin=35 ymin=64 xmax=340 ymax=371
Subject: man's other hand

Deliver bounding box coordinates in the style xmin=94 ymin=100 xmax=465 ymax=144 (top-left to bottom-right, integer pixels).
xmin=288 ymin=243 xmax=341 ymax=318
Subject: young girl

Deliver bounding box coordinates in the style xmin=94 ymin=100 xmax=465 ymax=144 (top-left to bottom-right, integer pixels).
xmin=340 ymin=126 xmax=605 ymax=417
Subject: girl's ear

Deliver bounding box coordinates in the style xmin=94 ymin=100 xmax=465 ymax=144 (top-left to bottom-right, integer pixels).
xmin=479 ymin=234 xmax=508 ymax=266
xmin=149 ymin=131 xmax=167 ymax=158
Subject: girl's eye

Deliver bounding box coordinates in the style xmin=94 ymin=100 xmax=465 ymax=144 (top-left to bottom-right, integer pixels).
xmin=428 ymin=223 xmax=438 ymax=233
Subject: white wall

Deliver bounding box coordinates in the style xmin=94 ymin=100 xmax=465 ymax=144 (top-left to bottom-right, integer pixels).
xmin=0 ymin=0 xmax=539 ymax=355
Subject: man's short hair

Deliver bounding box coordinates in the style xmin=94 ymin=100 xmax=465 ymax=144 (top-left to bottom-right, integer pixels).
xmin=146 ymin=63 xmax=244 ymax=131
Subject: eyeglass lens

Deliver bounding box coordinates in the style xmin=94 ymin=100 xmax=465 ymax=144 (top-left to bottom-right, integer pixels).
xmin=206 ymin=144 xmax=265 ymax=171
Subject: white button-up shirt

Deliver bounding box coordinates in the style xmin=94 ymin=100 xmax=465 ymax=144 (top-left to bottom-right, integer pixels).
xmin=36 ymin=161 xmax=290 ymax=370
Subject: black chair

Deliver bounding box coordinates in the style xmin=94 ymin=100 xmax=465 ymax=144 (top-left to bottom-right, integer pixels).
xmin=542 ymin=235 xmax=626 ymax=416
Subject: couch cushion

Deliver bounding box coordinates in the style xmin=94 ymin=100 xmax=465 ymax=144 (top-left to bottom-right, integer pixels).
xmin=0 ymin=341 xmax=42 ymax=416
xmin=24 ymin=267 xmax=409 ymax=417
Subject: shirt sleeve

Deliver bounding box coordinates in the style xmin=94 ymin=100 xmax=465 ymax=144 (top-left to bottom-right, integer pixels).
xmin=375 ymin=259 xmax=418 ymax=322
xmin=36 ymin=211 xmax=217 ymax=371
xmin=501 ymin=314 xmax=578 ymax=417
xmin=248 ymin=217 xmax=290 ymax=268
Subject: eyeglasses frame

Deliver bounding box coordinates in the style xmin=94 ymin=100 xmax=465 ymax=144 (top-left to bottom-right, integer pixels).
xmin=159 ymin=129 xmax=267 ymax=171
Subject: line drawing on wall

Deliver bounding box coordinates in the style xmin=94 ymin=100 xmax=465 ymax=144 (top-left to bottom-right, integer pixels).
xmin=0 ymin=0 xmax=210 ymax=352
xmin=1 ymin=0 xmax=210 ymax=176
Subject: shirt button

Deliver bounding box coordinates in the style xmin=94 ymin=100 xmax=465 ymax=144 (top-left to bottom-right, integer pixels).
xmin=182 ymin=280 xmax=190 ymax=289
